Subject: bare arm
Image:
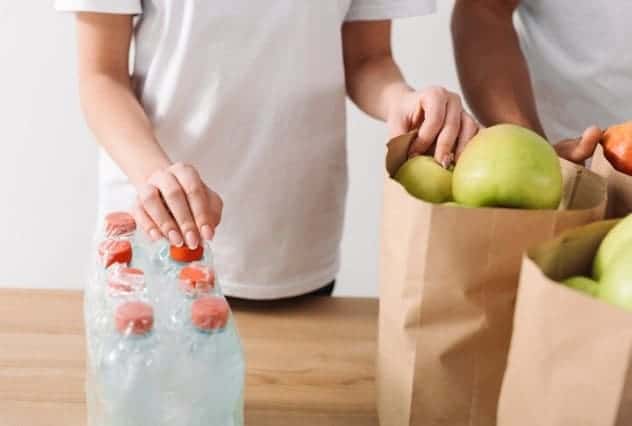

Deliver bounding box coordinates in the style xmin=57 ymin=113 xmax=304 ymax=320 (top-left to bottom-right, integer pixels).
xmin=76 ymin=13 xmax=221 ymax=247
xmin=342 ymin=21 xmax=411 ymax=122
xmin=451 ymin=0 xmax=601 ymax=162
xmin=77 ymin=13 xmax=170 ymax=185
xmin=451 ymin=0 xmax=545 ymax=134
xmin=343 ymin=21 xmax=479 ymax=165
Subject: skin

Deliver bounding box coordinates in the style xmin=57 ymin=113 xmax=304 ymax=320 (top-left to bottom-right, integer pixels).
xmin=77 ymin=15 xmax=479 ymax=247
xmin=451 ymin=0 xmax=602 ymax=164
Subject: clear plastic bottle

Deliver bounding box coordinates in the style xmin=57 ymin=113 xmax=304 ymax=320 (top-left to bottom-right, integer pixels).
xmin=155 ymin=243 xmax=209 ymax=277
xmin=166 ymin=263 xmax=217 ymax=329
xmin=86 ymin=211 xmax=245 ymax=426
xmin=102 ymin=211 xmax=156 ymax=272
xmin=97 ymin=300 xmax=163 ymax=426
xmin=170 ymin=296 xmax=245 ymax=426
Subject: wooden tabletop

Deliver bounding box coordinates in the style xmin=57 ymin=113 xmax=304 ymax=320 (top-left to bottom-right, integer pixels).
xmin=0 ymin=289 xmax=379 ymax=426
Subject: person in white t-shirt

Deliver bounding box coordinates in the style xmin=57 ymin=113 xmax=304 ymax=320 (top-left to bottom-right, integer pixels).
xmin=452 ymin=0 xmax=632 ymax=163
xmin=57 ymin=0 xmax=480 ymax=299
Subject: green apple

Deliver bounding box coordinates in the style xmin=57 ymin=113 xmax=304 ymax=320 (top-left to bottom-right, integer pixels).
xmin=562 ymin=276 xmax=599 ymax=297
xmin=593 ymin=214 xmax=632 ymax=280
xmin=395 ymin=156 xmax=453 ymax=203
xmin=452 ymin=124 xmax=563 ymax=209
xmin=599 ymin=248 xmax=632 ymax=310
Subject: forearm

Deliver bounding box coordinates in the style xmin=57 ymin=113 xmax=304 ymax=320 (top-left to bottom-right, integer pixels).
xmin=79 ymin=73 xmax=171 ymax=186
xmin=451 ymin=1 xmax=545 ymax=135
xmin=345 ymin=54 xmax=412 ymax=122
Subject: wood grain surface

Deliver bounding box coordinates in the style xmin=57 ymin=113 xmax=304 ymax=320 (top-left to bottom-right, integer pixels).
xmin=0 ymin=289 xmax=379 ymax=426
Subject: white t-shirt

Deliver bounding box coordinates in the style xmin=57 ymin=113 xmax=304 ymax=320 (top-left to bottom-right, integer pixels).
xmin=515 ymin=1 xmax=632 ymax=141
xmin=56 ymin=0 xmax=435 ymax=299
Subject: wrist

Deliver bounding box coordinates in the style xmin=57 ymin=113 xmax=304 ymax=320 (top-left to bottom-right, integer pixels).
xmin=383 ymin=82 xmax=415 ymax=121
xmin=129 ymin=155 xmax=172 ymax=188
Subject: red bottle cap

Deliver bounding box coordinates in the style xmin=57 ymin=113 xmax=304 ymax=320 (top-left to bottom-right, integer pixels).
xmin=98 ymin=239 xmax=132 ymax=268
xmin=191 ymin=297 xmax=229 ymax=331
xmin=169 ymin=244 xmax=204 ymax=263
xmin=179 ymin=264 xmax=215 ymax=294
xmin=115 ymin=301 xmax=154 ymax=335
xmin=104 ymin=212 xmax=136 ymax=237
xmin=108 ymin=267 xmax=145 ymax=294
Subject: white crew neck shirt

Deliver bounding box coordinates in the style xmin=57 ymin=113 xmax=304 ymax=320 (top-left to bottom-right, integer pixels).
xmin=56 ymin=0 xmax=435 ymax=299
xmin=515 ymin=1 xmax=632 ymax=141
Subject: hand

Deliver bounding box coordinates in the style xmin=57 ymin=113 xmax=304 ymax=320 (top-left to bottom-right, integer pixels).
xmin=387 ymin=86 xmax=480 ymax=167
xmin=133 ymin=163 xmax=223 ymax=249
xmin=554 ymin=126 xmax=603 ymax=165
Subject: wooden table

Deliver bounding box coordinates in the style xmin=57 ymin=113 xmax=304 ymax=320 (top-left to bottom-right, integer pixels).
xmin=0 ymin=289 xmax=379 ymax=426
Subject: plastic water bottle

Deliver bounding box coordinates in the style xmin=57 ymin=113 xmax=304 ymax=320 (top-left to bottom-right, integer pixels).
xmin=153 ymin=243 xmax=213 ymax=324
xmin=155 ymin=242 xmax=209 ymax=277
xmin=170 ymin=295 xmax=245 ymax=426
xmin=97 ymin=300 xmax=162 ymax=426
xmin=102 ymin=211 xmax=156 ymax=272
xmin=165 ymin=263 xmax=216 ymax=327
xmin=107 ymin=266 xmax=146 ymax=297
xmin=85 ymin=211 xmax=246 ymax=426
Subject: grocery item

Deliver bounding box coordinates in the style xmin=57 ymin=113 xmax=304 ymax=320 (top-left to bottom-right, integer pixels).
xmin=394 ymin=155 xmax=453 ymax=203
xmin=167 ymin=296 xmax=245 ymax=426
xmin=378 ymin=130 xmax=606 ymax=426
xmin=85 ymin=211 xmax=245 ymax=426
xmin=99 ymin=301 xmax=162 ymax=426
xmin=499 ymin=220 xmax=632 ymax=426
xmin=601 ymin=121 xmax=632 ymax=176
xmin=452 ymin=124 xmax=563 ymax=209
xmin=562 ymin=276 xmax=599 ymax=297
xmin=593 ymin=213 xmax=632 ymax=279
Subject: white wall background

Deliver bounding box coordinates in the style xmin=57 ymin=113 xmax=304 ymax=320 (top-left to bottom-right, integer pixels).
xmin=0 ymin=1 xmax=461 ymax=296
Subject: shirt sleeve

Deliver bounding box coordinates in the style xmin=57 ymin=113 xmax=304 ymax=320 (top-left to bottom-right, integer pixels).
xmin=55 ymin=0 xmax=142 ymax=14
xmin=345 ymin=0 xmax=435 ymax=21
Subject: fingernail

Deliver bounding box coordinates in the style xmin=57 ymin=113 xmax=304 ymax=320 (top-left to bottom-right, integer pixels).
xmin=149 ymin=228 xmax=161 ymax=241
xmin=168 ymin=230 xmax=183 ymax=247
xmin=201 ymin=225 xmax=214 ymax=241
xmin=441 ymin=153 xmax=454 ymax=169
xmin=185 ymin=231 xmax=199 ymax=250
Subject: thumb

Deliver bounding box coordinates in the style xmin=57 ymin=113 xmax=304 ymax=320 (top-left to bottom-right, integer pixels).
xmin=572 ymin=125 xmax=602 ymax=162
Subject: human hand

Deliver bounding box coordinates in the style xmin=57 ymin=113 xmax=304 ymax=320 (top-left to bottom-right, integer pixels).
xmin=554 ymin=126 xmax=603 ymax=164
xmin=387 ymin=86 xmax=480 ymax=167
xmin=133 ymin=163 xmax=223 ymax=249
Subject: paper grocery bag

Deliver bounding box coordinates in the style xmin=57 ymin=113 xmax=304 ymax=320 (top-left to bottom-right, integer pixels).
xmin=377 ymin=131 xmax=607 ymax=426
xmin=591 ymin=144 xmax=632 ymax=218
xmin=498 ymin=220 xmax=632 ymax=426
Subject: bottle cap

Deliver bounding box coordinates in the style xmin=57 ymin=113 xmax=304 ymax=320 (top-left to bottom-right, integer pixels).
xmin=169 ymin=244 xmax=204 ymax=263
xmin=108 ymin=267 xmax=145 ymax=294
xmin=179 ymin=264 xmax=215 ymax=294
xmin=115 ymin=301 xmax=154 ymax=335
xmin=191 ymin=297 xmax=229 ymax=331
xmin=98 ymin=239 xmax=132 ymax=268
xmin=104 ymin=212 xmax=136 ymax=237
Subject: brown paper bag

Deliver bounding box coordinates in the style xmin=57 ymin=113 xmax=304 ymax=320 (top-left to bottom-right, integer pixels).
xmin=498 ymin=220 xmax=632 ymax=426
xmin=591 ymin=144 xmax=632 ymax=218
xmin=377 ymin=131 xmax=607 ymax=426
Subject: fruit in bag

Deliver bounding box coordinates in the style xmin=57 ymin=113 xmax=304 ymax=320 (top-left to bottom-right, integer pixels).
xmin=601 ymin=121 xmax=632 ymax=176
xmin=563 ymin=276 xmax=599 ymax=297
xmin=593 ymin=214 xmax=632 ymax=280
xmin=395 ymin=155 xmax=453 ymax=203
xmin=452 ymin=124 xmax=562 ymax=209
